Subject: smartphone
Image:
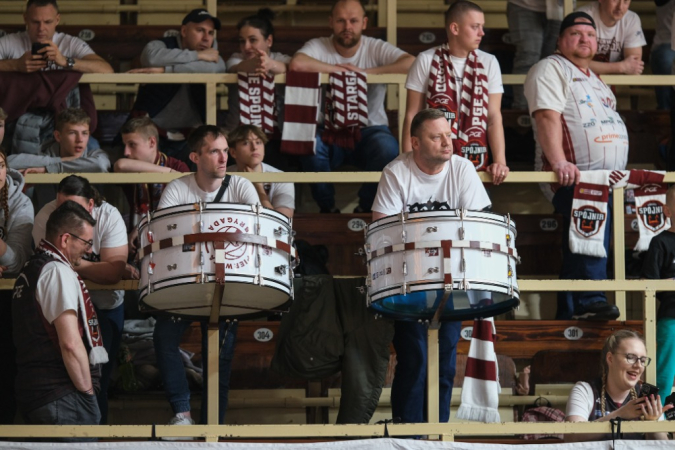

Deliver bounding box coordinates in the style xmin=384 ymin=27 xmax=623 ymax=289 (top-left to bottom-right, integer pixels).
xmin=640 ymin=382 xmax=660 ymax=398
xmin=31 ymin=42 xmax=49 ymax=56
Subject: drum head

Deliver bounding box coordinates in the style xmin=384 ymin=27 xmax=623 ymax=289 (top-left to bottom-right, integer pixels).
xmin=369 ymin=288 xmax=519 ymax=321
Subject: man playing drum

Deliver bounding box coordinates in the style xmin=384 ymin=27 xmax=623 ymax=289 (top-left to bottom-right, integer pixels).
xmin=372 ymin=108 xmax=491 ymax=424
xmin=154 ymin=125 xmax=259 ymax=428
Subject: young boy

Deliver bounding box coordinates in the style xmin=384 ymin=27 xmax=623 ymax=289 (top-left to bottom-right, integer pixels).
xmin=227 ymin=124 xmax=294 ymax=218
xmin=115 ymin=117 xmax=189 ymax=259
xmin=642 ymin=185 xmax=675 ymax=402
xmin=7 ymin=107 xmax=110 ymax=209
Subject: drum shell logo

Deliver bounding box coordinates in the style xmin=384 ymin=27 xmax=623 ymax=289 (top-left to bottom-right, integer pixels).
xmin=638 ymin=200 xmax=666 ymax=232
xmin=208 ymin=216 xmax=251 ymax=268
xmin=572 ymin=205 xmax=606 ymax=237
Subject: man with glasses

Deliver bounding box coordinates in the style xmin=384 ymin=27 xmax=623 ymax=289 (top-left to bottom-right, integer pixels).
xmin=12 ymin=201 xmax=106 ymax=434
xmin=32 ymin=175 xmax=131 ymax=425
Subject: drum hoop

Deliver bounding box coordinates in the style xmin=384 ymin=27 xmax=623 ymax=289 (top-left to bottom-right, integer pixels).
xmin=139 ymin=202 xmax=292 ymax=229
xmin=139 ymin=272 xmax=292 ymax=291
xmin=139 ymin=231 xmax=297 ymax=259
xmin=366 ymin=238 xmax=519 ymax=261
xmin=139 ymin=297 xmax=293 ymax=321
xmin=369 ymin=278 xmax=520 ymax=299
xmin=367 ymin=210 xmax=516 ymax=235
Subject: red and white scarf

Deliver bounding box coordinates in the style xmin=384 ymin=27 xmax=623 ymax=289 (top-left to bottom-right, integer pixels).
xmin=457 ymin=317 xmax=500 ymax=423
xmin=427 ymin=45 xmax=489 ymax=171
xmin=238 ymin=73 xmax=277 ymax=136
xmin=39 ymin=239 xmax=108 ymax=365
xmin=321 ymin=71 xmax=368 ymax=150
xmin=280 ymin=71 xmax=321 ymax=156
xmin=570 ymin=170 xmax=668 ymax=257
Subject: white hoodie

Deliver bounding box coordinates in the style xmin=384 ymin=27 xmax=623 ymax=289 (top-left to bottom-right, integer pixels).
xmin=0 ymin=169 xmax=34 ymax=276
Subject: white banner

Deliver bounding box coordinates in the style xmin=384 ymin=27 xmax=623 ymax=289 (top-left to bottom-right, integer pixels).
xmin=0 ymin=439 xmax=672 ymax=450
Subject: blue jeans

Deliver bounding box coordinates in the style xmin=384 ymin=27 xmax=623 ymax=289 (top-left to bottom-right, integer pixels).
xmin=507 ymin=3 xmax=561 ymax=109
xmin=651 ymin=43 xmax=675 ymax=110
xmin=390 ymin=320 xmax=461 ymax=423
xmin=24 ymin=391 xmax=100 ymax=441
xmin=552 ymin=186 xmax=613 ymax=319
xmin=300 ymin=125 xmax=399 ymax=211
xmin=95 ymin=303 xmax=124 ymax=424
xmin=153 ymin=316 xmax=238 ymax=423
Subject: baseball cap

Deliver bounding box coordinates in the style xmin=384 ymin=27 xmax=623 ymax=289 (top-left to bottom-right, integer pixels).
xmin=182 ymin=8 xmax=221 ymax=30
xmin=559 ymin=11 xmax=596 ymax=36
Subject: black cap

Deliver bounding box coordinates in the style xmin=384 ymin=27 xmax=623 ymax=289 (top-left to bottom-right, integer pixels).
xmin=559 ymin=11 xmax=596 ymax=36
xmin=182 ymin=8 xmax=221 ymax=30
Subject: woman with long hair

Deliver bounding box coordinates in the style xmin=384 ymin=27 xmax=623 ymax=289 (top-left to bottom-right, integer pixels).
xmin=566 ymin=329 xmax=671 ymax=440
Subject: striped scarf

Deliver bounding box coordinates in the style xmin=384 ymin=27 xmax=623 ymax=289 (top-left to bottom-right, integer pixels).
xmin=38 ymin=239 xmax=108 ymax=365
xmin=321 ymin=71 xmax=368 ymax=150
xmin=280 ymin=71 xmax=321 ymax=156
xmin=238 ymin=73 xmax=277 ymax=136
xmin=427 ymin=45 xmax=489 ymax=171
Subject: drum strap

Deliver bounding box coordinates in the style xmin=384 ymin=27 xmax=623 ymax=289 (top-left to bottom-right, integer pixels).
xmin=213 ymin=175 xmax=231 ymax=203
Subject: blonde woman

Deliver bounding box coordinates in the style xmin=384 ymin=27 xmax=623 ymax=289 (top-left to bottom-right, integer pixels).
xmin=566 ymin=330 xmax=671 ymax=440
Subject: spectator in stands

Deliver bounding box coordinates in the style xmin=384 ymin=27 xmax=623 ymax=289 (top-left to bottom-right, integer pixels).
xmin=0 ymin=150 xmax=35 ymax=424
xmin=566 ymin=330 xmax=670 ymax=440
xmin=506 ymin=0 xmax=561 ymax=109
xmin=32 ymin=175 xmax=133 ymax=425
xmin=227 ymin=124 xmax=295 ymax=218
xmin=115 ymin=117 xmax=189 ymax=261
xmin=641 ymin=185 xmax=675 ymax=403
xmin=289 ymin=0 xmax=414 ymax=213
xmin=13 ymin=201 xmax=103 ymax=434
xmin=576 ymin=0 xmax=646 ymax=74
xmin=0 ymin=0 xmax=112 ymax=73
xmin=0 ymin=108 xmax=6 ymax=145
xmin=402 ymin=0 xmax=509 ymax=185
xmin=155 ymin=125 xmax=259 ymax=428
xmin=372 ymin=108 xmax=491 ymax=424
xmin=651 ymin=0 xmax=675 ymax=109
xmin=8 ymin=108 xmax=110 ymax=210
xmin=524 ymin=12 xmax=627 ymax=320
xmin=127 ymin=8 xmax=225 ymax=167
xmin=225 ymin=9 xmax=291 ymax=170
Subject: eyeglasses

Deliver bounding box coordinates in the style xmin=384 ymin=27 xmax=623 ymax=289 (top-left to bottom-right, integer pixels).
xmin=614 ymin=352 xmax=652 ymax=367
xmin=65 ymin=232 xmax=93 ymax=251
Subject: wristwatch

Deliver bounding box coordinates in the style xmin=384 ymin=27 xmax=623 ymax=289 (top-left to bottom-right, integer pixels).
xmin=66 ymin=57 xmax=75 ymax=69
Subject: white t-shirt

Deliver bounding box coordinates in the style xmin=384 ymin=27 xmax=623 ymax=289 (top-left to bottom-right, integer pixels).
xmin=158 ymin=173 xmax=260 ymax=209
xmin=372 ymin=153 xmax=491 ymax=216
xmin=0 ymin=31 xmax=95 ymax=66
xmin=36 ymin=259 xmax=82 ymax=324
xmin=33 ymin=201 xmax=128 ymax=310
xmin=406 ymin=47 xmax=504 ymax=108
xmin=226 ymin=162 xmax=295 ymax=211
xmin=296 ymin=36 xmax=407 ymax=127
xmin=567 ymin=381 xmax=666 ymax=421
xmin=224 ymin=51 xmax=292 ymax=132
xmin=577 ymin=3 xmax=646 ymax=63
xmin=525 ymin=54 xmax=628 ymax=189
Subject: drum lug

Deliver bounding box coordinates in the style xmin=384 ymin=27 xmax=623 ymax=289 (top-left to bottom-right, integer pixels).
xmin=427 ymin=267 xmax=439 ymax=274
xmin=365 ymin=276 xmax=371 ymax=287
xmin=167 ymin=224 xmax=177 ymax=231
xmin=167 ymin=264 xmax=177 ymax=271
xmin=426 ymin=226 xmax=438 ymax=233
xmin=274 ymin=227 xmax=286 ymax=237
xmin=458 ymin=227 xmax=465 ymax=240
xmin=403 ymin=261 xmax=407 ymax=276
xmin=253 ymin=275 xmax=261 ymax=285
xmin=275 ymin=265 xmax=287 ymax=275
xmin=198 ymin=201 xmax=205 ymax=232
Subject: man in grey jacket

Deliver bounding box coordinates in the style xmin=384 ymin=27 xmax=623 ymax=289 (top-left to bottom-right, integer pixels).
xmin=8 ymin=107 xmax=110 ymax=209
xmin=127 ymin=8 xmax=225 ymax=167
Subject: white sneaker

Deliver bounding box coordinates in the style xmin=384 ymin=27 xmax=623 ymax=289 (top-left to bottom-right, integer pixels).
xmin=163 ymin=413 xmax=195 ymax=440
